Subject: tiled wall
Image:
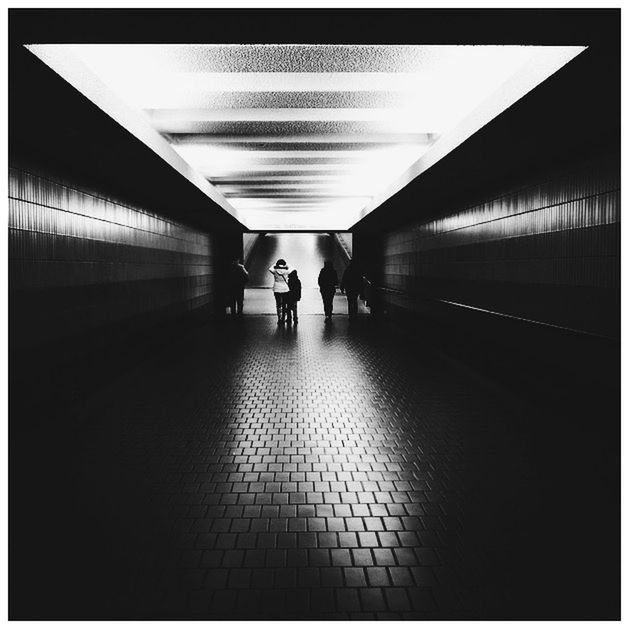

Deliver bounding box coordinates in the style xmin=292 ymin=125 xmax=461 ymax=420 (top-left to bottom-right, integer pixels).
xmin=9 ymin=165 xmax=217 ymax=350
xmin=378 ymin=156 xmax=619 ymax=338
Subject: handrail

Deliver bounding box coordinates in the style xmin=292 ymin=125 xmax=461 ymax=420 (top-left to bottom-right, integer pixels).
xmin=333 ymin=233 xmax=352 ymax=263
xmin=376 ymin=286 xmax=617 ymax=342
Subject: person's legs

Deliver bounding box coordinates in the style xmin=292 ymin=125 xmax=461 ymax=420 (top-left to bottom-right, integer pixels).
xmin=280 ymin=293 xmax=289 ymax=323
xmin=320 ymin=290 xmax=328 ymax=318
xmin=347 ymin=292 xmax=358 ymax=319
xmin=321 ymin=289 xmax=334 ymax=319
xmin=286 ymin=298 xmax=293 ymax=325
xmin=274 ymin=292 xmax=283 ymax=323
xmin=293 ymin=301 xmax=298 ymax=323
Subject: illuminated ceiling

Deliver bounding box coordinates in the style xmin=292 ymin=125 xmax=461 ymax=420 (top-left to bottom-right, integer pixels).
xmin=26 ymin=44 xmax=585 ymax=231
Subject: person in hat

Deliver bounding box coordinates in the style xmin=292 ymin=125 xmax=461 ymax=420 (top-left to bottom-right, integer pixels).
xmin=268 ymin=258 xmax=293 ymax=324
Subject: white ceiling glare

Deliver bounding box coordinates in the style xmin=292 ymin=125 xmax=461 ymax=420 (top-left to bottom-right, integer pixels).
xmin=26 ymin=44 xmax=586 ymax=231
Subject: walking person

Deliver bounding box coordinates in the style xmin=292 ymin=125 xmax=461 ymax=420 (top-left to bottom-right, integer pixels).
xmin=286 ymin=269 xmax=302 ymax=325
xmin=268 ymin=258 xmax=292 ymax=324
xmin=317 ymin=259 xmax=338 ymax=321
xmin=341 ymin=259 xmax=363 ymax=320
xmin=227 ymin=257 xmax=249 ymax=317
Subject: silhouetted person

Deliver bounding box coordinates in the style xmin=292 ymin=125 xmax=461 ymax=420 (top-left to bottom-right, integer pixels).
xmin=269 ymin=258 xmax=292 ymax=324
xmin=341 ymin=260 xmax=363 ymax=320
xmin=318 ymin=260 xmax=338 ymax=321
xmin=286 ymin=269 xmax=302 ymax=325
xmin=227 ymin=257 xmax=249 ymax=317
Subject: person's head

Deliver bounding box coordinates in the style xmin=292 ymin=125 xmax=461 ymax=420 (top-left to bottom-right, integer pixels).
xmin=275 ymin=258 xmax=287 ymax=268
xmin=289 ymin=269 xmax=298 ymax=279
xmin=323 ymin=259 xmax=333 ymax=269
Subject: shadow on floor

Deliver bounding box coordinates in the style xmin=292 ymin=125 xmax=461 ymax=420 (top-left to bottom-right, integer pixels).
xmin=10 ymin=315 xmax=619 ymax=620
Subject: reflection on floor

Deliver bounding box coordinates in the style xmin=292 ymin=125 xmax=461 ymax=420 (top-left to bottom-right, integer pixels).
xmin=241 ymin=288 xmax=370 ymax=316
xmin=10 ymin=315 xmax=619 ymax=620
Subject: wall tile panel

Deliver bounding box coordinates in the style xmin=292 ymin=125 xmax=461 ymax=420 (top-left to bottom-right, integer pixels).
xmin=378 ymin=157 xmax=619 ymax=337
xmin=9 ymin=166 xmax=219 ymax=350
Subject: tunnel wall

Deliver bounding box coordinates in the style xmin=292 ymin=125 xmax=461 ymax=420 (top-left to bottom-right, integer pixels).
xmin=9 ymin=164 xmax=219 ymax=352
xmin=355 ymin=153 xmax=619 ymax=401
xmin=9 ymin=162 xmax=234 ymax=417
xmin=376 ymin=156 xmax=619 ymax=338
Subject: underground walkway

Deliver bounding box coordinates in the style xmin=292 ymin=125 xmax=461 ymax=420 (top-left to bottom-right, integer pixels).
xmin=10 ymin=314 xmax=618 ymax=620
xmin=9 ymin=10 xmax=619 ymax=622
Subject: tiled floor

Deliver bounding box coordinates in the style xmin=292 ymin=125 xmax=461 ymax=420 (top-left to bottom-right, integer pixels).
xmin=10 ymin=315 xmax=619 ymax=620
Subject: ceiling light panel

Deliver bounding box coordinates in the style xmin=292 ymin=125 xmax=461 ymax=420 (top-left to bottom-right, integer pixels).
xmin=27 ymin=43 xmax=586 ymax=231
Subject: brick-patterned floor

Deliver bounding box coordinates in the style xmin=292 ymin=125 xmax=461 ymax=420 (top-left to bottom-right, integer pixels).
xmin=10 ymin=315 xmax=619 ymax=620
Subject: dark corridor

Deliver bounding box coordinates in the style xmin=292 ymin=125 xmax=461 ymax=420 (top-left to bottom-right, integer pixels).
xmin=9 ymin=7 xmax=620 ymax=623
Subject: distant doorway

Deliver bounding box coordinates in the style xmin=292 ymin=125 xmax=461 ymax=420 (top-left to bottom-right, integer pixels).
xmin=242 ymin=233 xmax=368 ymax=316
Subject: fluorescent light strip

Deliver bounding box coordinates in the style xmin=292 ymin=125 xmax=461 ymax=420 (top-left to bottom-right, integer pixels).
xmin=240 ymin=210 xmax=362 ymax=215
xmin=209 ymin=177 xmax=352 ymax=184
xmin=64 ymin=44 xmax=534 ymax=74
xmin=153 ymin=120 xmax=441 ymax=135
xmin=217 ymin=185 xmax=386 ymax=196
xmin=138 ymin=91 xmax=439 ymax=110
xmin=172 ymin=148 xmax=428 ymax=159
xmin=169 ymin=135 xmax=437 ymax=146
xmin=224 ymin=192 xmax=371 ymax=198
xmin=215 ymin=183 xmax=380 ymax=190
xmin=200 ymin=164 xmax=367 ymax=173
xmin=208 ymin=170 xmax=345 ymax=178
xmin=148 ymin=107 xmax=442 ymax=123
xmin=84 ymin=71 xmax=533 ymax=96
xmin=230 ymin=197 xmax=371 ymax=206
xmin=182 ymin=156 xmax=414 ymax=167
xmin=231 ymin=197 xmax=361 ymax=204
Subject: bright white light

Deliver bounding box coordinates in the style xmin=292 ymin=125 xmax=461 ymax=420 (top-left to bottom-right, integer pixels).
xmin=52 ymin=44 xmax=541 ymax=107
xmin=171 ymin=142 xmax=426 ymax=202
xmin=26 ymin=43 xmax=586 ymax=231
xmin=241 ymin=210 xmax=361 ymax=231
xmin=148 ymin=108 xmax=444 ymax=122
xmin=229 ymin=197 xmax=371 ymax=211
xmin=170 ymin=144 xmax=429 ymax=163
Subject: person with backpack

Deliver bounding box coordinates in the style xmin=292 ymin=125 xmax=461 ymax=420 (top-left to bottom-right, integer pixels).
xmin=268 ymin=258 xmax=292 ymax=324
xmin=227 ymin=257 xmax=249 ymax=317
xmin=286 ymin=269 xmax=302 ymax=325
